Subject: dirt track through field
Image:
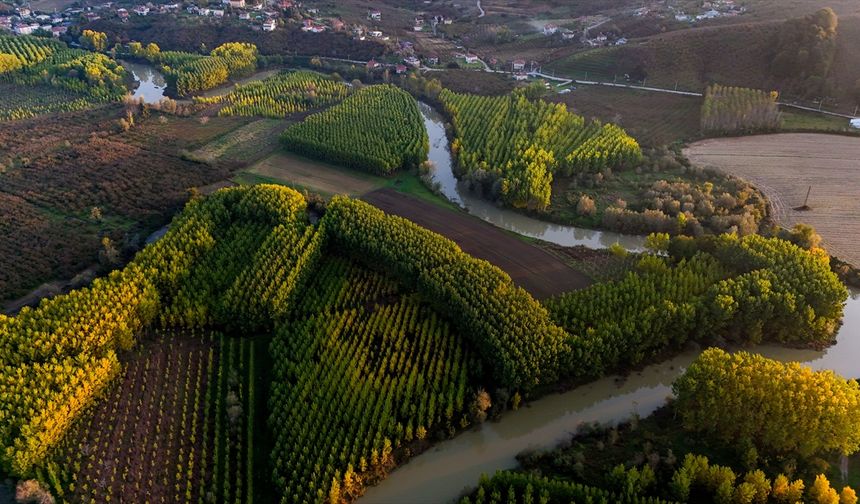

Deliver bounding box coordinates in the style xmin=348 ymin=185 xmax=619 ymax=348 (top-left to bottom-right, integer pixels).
xmin=362 ymin=188 xmax=591 ymax=298
xmin=685 ymin=133 xmax=860 ymax=266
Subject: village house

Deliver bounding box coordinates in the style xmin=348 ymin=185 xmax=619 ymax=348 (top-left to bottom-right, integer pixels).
xmin=368 ymin=9 xmax=381 ymax=21
xmin=330 ymin=18 xmax=344 ymax=31
xmin=513 ymin=72 xmax=528 ymax=81
xmin=17 ymin=8 xmax=31 ymax=18
xmin=561 ymin=29 xmax=576 ymax=40
xmin=512 ymin=59 xmax=525 ymax=71
xmin=368 ymin=29 xmax=383 ymax=38
xmin=395 ymin=64 xmax=407 ymax=74
xmin=14 ymin=23 xmax=40 ymax=35
xmin=366 ymin=59 xmax=380 ymax=70
xmin=263 ymin=18 xmax=277 ymax=31
xmin=133 ymin=5 xmax=149 ymax=15
xmin=277 ymin=0 xmax=293 ymax=9
xmin=0 ymin=17 xmax=12 ymax=31
xmin=543 ymin=23 xmax=558 ymax=35
xmin=403 ymin=56 xmax=420 ymax=67
xmin=229 ymin=0 xmax=246 ymax=9
xmin=212 ymin=9 xmax=225 ymax=17
xmin=83 ymin=12 xmax=101 ymax=21
xmin=239 ymin=11 xmax=250 ymax=19
xmin=464 ymin=53 xmax=478 ymax=64
xmin=50 ymin=25 xmax=67 ymax=36
xmin=425 ymin=54 xmax=438 ymax=65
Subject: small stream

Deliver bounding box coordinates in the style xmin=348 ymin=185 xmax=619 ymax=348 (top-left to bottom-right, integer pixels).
xmin=419 ymin=102 xmax=646 ymax=251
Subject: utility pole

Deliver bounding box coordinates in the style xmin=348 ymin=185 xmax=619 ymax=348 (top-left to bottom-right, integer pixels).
xmin=803 ymin=186 xmax=812 ymax=208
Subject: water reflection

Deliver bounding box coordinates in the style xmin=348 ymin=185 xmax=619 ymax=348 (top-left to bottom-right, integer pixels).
xmin=361 ymin=289 xmax=859 ymax=504
xmin=419 ymin=102 xmax=647 ymax=252
xmin=123 ymin=60 xmax=167 ymax=103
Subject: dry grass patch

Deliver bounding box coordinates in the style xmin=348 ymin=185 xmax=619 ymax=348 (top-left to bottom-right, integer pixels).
xmin=685 ymin=133 xmax=860 ymax=266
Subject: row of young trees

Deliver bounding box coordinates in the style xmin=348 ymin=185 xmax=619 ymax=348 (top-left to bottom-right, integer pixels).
xmin=440 ymin=88 xmax=641 ymax=211
xmin=195 ymin=71 xmax=348 ymax=118
xmin=0 ymin=35 xmax=127 ymax=102
xmin=281 ymin=84 xmax=429 ymax=175
xmin=321 ymin=196 xmax=569 ymax=390
xmin=546 ymin=232 xmax=848 ymax=379
xmin=268 ymin=256 xmax=478 ymax=503
xmin=701 ymin=84 xmax=781 ymax=133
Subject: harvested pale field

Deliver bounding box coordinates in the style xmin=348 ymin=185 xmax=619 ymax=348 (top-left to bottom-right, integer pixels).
xmin=685 ymin=133 xmax=860 ymax=266
xmin=242 ymin=152 xmax=382 ymax=196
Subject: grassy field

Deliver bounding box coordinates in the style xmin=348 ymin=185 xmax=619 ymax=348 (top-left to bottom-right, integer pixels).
xmin=239 ymin=152 xmax=383 ymax=196
xmin=685 ymin=133 xmax=860 ymax=266
xmin=781 ymin=109 xmax=854 ymax=131
xmin=190 ymin=119 xmax=289 ymax=166
xmin=551 ymin=86 xmax=702 ymax=146
xmin=237 ymin=151 xmax=456 ymax=209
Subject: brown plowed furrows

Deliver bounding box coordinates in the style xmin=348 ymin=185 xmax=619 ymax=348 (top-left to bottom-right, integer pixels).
xmin=362 ymin=188 xmax=591 ymax=298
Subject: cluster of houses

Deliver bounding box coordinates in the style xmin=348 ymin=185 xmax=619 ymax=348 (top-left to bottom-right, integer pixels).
xmin=1 ymin=6 xmax=70 ymax=36
xmin=632 ymin=0 xmax=745 ymax=23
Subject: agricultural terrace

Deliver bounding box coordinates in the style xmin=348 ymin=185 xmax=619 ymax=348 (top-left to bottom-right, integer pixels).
xmin=281 ymin=84 xmax=428 ymax=175
xmin=195 ymin=71 xmax=348 ymax=118
xmin=0 ymin=35 xmax=127 ymax=103
xmin=0 ymin=185 xmax=847 ymax=503
xmin=131 ymin=41 xmax=258 ymax=96
xmin=701 ymin=84 xmax=781 ymax=134
xmin=684 ymin=133 xmax=860 ymax=267
xmin=439 ymin=88 xmax=641 ymax=211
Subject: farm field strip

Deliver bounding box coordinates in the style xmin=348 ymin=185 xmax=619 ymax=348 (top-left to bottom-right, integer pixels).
xmin=240 ymin=152 xmax=383 ymax=196
xmin=39 ymin=331 xmax=257 ymax=503
xmin=362 ymin=188 xmax=591 ymax=298
xmin=684 ymin=133 xmax=860 ymax=266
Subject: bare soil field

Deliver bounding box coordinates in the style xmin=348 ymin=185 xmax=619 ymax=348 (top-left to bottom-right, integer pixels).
xmin=684 ymin=133 xmax=860 ymax=266
xmin=242 ymin=152 xmax=382 ymax=196
xmin=362 ymin=188 xmax=592 ymax=298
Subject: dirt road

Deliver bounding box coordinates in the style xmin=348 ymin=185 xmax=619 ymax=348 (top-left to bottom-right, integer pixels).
xmin=362 ymin=188 xmax=591 ymax=298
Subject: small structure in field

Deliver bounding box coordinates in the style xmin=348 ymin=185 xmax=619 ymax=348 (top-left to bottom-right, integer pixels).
xmin=543 ymin=23 xmax=558 ymax=35
xmin=850 ymin=118 xmax=860 ymax=129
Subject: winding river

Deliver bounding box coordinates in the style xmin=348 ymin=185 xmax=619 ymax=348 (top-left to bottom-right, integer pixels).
xmin=359 ymin=104 xmax=860 ymax=504
xmin=419 ymin=102 xmax=646 ymax=252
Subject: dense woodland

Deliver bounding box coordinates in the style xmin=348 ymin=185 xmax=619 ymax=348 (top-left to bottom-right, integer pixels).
xmin=475 ymin=350 xmax=860 ymax=504
xmin=0 ymin=183 xmax=849 ymax=503
xmin=195 ymin=70 xmax=348 ymax=118
xmin=0 ymin=35 xmax=127 ymax=104
xmin=281 ymin=84 xmax=428 ymax=175
xmin=440 ymin=88 xmax=642 ymax=211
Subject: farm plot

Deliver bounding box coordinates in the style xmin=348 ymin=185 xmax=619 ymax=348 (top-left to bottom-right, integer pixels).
xmin=362 ymin=188 xmax=592 ymax=298
xmin=40 ymin=331 xmax=259 ymax=503
xmin=684 ymin=133 xmax=860 ymax=266
xmin=241 ymin=152 xmax=383 ymax=196
xmin=190 ymin=119 xmax=290 ymax=166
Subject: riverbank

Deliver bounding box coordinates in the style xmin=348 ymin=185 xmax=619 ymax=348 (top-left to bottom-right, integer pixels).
xmin=361 ymin=288 xmax=860 ymax=503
